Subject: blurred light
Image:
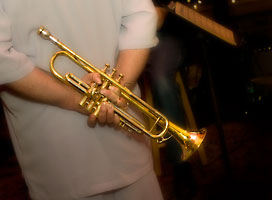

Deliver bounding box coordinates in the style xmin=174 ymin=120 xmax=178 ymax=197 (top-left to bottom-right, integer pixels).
xmin=198 ymin=0 xmax=202 ymax=4
xmin=187 ymin=0 xmax=191 ymax=3
xmin=193 ymin=4 xmax=198 ymax=9
xmin=231 ymin=0 xmax=236 ymax=3
xmin=191 ymin=135 xmax=197 ymax=140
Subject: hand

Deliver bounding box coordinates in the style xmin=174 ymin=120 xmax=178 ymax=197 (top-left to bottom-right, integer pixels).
xmin=81 ymin=72 xmax=102 ymax=86
xmin=82 ymin=73 xmax=127 ymax=128
xmin=89 ymin=85 xmax=129 ymax=127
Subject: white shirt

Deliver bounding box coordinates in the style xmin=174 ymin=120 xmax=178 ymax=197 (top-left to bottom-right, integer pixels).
xmin=0 ymin=0 xmax=158 ymax=199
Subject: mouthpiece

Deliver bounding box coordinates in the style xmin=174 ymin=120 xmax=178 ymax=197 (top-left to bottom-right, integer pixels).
xmin=38 ymin=26 xmax=59 ymax=45
xmin=38 ymin=26 xmax=51 ymax=40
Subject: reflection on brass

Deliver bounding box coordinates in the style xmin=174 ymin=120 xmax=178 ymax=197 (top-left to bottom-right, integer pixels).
xmin=38 ymin=26 xmax=206 ymax=161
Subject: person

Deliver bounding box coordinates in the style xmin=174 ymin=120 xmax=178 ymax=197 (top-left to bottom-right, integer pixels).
xmin=145 ymin=1 xmax=199 ymax=199
xmin=0 ymin=0 xmax=164 ymax=200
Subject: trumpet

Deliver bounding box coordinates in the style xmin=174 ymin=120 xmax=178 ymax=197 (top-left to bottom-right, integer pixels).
xmin=38 ymin=26 xmax=206 ymax=161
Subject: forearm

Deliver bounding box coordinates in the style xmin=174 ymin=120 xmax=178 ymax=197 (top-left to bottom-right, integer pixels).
xmin=115 ymin=48 xmax=150 ymax=89
xmin=5 ymin=67 xmax=85 ymax=114
xmin=155 ymin=6 xmax=168 ymax=30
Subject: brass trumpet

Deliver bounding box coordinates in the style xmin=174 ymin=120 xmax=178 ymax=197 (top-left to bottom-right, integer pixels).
xmin=38 ymin=26 xmax=206 ymax=161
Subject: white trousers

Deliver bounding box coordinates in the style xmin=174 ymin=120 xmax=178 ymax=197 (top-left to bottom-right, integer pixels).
xmin=82 ymin=170 xmax=164 ymax=200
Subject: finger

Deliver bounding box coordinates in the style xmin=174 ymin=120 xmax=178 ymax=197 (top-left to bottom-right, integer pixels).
xmin=100 ymin=89 xmax=127 ymax=110
xmin=97 ymin=102 xmax=107 ymax=124
xmin=116 ymin=97 xmax=128 ymax=108
xmin=108 ymin=86 xmax=128 ymax=108
xmin=92 ymin=72 xmax=102 ymax=84
xmin=113 ymin=113 xmax=120 ymax=128
xmin=100 ymin=88 xmax=119 ymax=104
xmin=109 ymin=86 xmax=121 ymax=96
xmin=88 ymin=114 xmax=97 ymax=127
xmin=82 ymin=72 xmax=102 ymax=85
xmin=106 ymin=103 xmax=114 ymax=124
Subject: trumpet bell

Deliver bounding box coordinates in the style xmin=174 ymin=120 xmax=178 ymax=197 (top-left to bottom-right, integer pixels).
xmin=168 ymin=122 xmax=207 ymax=160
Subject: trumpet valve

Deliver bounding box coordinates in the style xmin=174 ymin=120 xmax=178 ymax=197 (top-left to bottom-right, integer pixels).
xmin=116 ymin=74 xmax=124 ymax=83
xmin=86 ymin=101 xmax=95 ymax=112
xmin=102 ymin=64 xmax=110 ymax=73
xmin=80 ymin=95 xmax=94 ymax=112
xmin=109 ymin=68 xmax=117 ymax=77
